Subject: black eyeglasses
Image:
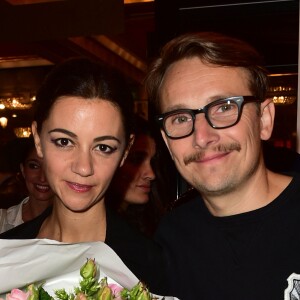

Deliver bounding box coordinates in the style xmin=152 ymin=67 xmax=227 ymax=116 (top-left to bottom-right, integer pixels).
xmin=156 ymin=96 xmax=262 ymax=139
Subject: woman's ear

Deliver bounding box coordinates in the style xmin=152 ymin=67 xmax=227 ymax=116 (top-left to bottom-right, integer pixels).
xmin=260 ymin=98 xmax=275 ymax=141
xmin=31 ymin=121 xmax=44 ymax=158
xmin=120 ymin=134 xmax=135 ymax=167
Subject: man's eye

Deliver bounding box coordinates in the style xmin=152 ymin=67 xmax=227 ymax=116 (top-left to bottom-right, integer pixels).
xmin=220 ymin=104 xmax=234 ymax=112
xmin=172 ymin=114 xmax=191 ymax=124
xmin=54 ymin=138 xmax=72 ymax=147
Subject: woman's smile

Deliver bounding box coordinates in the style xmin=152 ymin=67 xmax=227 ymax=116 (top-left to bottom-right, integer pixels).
xmin=66 ymin=181 xmax=94 ymax=193
xmin=34 ymin=183 xmax=52 ymax=193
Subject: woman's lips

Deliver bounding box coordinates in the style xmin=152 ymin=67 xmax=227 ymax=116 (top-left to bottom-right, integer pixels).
xmin=136 ymin=184 xmax=151 ymax=193
xmin=35 ymin=184 xmax=51 ymax=193
xmin=66 ymin=181 xmax=93 ymax=193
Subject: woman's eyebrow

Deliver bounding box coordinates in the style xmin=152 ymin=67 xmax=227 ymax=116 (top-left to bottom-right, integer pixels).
xmin=94 ymin=136 xmax=121 ymax=144
xmin=48 ymin=129 xmax=121 ymax=144
xmin=48 ymin=128 xmax=77 ymax=138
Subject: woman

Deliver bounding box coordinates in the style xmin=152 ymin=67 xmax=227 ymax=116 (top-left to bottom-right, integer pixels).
xmin=107 ymin=115 xmax=165 ymax=237
xmin=0 ymin=58 xmax=165 ymax=293
xmin=0 ymin=137 xmax=54 ymax=233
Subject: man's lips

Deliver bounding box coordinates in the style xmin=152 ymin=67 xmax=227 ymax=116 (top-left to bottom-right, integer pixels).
xmin=196 ymin=152 xmax=229 ymax=163
xmin=184 ymin=143 xmax=241 ymax=165
xmin=66 ymin=181 xmax=93 ymax=193
xmin=184 ymin=151 xmax=230 ymax=165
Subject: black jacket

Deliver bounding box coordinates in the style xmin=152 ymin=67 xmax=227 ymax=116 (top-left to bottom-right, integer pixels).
xmin=0 ymin=206 xmax=166 ymax=294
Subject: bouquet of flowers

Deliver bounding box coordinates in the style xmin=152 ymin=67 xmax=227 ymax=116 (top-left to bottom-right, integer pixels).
xmin=0 ymin=240 xmax=178 ymax=300
xmin=3 ymin=258 xmax=155 ymax=300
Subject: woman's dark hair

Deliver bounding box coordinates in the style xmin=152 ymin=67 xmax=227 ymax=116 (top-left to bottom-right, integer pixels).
xmin=132 ymin=114 xmax=156 ymax=138
xmin=34 ymin=57 xmax=134 ymax=144
xmin=145 ymin=31 xmax=269 ymax=112
xmin=0 ymin=137 xmax=35 ymax=173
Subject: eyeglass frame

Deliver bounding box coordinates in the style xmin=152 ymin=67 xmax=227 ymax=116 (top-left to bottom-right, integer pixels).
xmin=155 ymin=96 xmax=263 ymax=140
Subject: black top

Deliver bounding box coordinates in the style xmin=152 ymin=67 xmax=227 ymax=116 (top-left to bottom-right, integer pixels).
xmin=0 ymin=206 xmax=166 ymax=294
xmin=155 ymin=174 xmax=300 ymax=300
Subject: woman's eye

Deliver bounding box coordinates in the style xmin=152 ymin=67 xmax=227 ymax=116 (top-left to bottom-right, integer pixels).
xmin=54 ymin=138 xmax=73 ymax=147
xmin=128 ymin=152 xmax=146 ymax=165
xmin=27 ymin=162 xmax=40 ymax=169
xmin=96 ymin=144 xmax=117 ymax=154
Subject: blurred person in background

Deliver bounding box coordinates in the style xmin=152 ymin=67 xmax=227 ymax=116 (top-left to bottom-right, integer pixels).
xmin=0 ymin=141 xmax=28 ymax=209
xmin=106 ymin=115 xmax=166 ymax=237
xmin=0 ymin=137 xmax=54 ymax=233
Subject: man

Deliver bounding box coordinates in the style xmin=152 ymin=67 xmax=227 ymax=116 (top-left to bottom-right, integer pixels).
xmin=145 ymin=32 xmax=300 ymax=300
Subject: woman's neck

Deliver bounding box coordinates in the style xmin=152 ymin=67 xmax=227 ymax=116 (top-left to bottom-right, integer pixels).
xmin=37 ymin=200 xmax=107 ymax=243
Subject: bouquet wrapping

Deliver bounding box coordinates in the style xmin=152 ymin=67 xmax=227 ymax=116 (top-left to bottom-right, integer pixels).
xmin=0 ymin=239 xmax=178 ymax=299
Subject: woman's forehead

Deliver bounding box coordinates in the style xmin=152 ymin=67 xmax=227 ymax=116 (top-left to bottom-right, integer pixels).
xmin=43 ymin=97 xmax=125 ymax=136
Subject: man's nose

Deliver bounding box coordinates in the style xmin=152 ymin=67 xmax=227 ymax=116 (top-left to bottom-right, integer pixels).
xmin=192 ymin=114 xmax=220 ymax=149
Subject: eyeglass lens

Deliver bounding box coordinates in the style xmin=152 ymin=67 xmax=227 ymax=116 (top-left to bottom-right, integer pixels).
xmin=164 ymin=99 xmax=240 ymax=138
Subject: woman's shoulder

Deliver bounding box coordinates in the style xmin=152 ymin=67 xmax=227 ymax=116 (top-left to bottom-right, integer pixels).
xmin=0 ymin=207 xmax=8 ymax=234
xmin=6 ymin=197 xmax=29 ymax=219
xmin=0 ymin=197 xmax=29 ymax=234
xmin=0 ymin=206 xmax=51 ymax=239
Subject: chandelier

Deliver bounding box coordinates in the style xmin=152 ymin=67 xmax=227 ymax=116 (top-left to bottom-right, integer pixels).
xmin=0 ymin=96 xmax=35 ymax=110
xmin=268 ymin=74 xmax=297 ymax=105
xmin=14 ymin=127 xmax=32 ymax=138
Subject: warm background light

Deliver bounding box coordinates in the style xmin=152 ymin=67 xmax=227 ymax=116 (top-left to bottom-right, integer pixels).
xmin=0 ymin=117 xmax=8 ymax=128
xmin=14 ymin=127 xmax=32 ymax=138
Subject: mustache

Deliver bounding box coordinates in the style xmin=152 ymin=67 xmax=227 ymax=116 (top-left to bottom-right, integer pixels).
xmin=184 ymin=143 xmax=241 ymax=166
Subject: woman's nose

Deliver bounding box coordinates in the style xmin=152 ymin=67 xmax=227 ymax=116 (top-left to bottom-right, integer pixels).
xmin=38 ymin=169 xmax=47 ymax=182
xmin=143 ymin=162 xmax=156 ymax=181
xmin=71 ymin=151 xmax=94 ymax=177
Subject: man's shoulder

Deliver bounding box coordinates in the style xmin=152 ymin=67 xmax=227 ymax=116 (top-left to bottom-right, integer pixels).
xmin=159 ymin=189 xmax=203 ymax=228
xmin=168 ymin=188 xmax=202 ymax=213
xmin=282 ymin=173 xmax=300 ymax=196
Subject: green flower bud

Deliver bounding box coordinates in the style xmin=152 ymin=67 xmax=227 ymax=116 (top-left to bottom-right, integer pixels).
xmin=80 ymin=258 xmax=97 ymax=280
xmin=27 ymin=284 xmax=39 ymax=300
xmin=130 ymin=282 xmax=152 ymax=300
xmin=99 ymin=286 xmax=113 ymax=300
xmin=136 ymin=289 xmax=152 ymax=300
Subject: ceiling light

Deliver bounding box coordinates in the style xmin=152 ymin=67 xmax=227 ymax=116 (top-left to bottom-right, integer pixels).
xmin=0 ymin=97 xmax=33 ymax=110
